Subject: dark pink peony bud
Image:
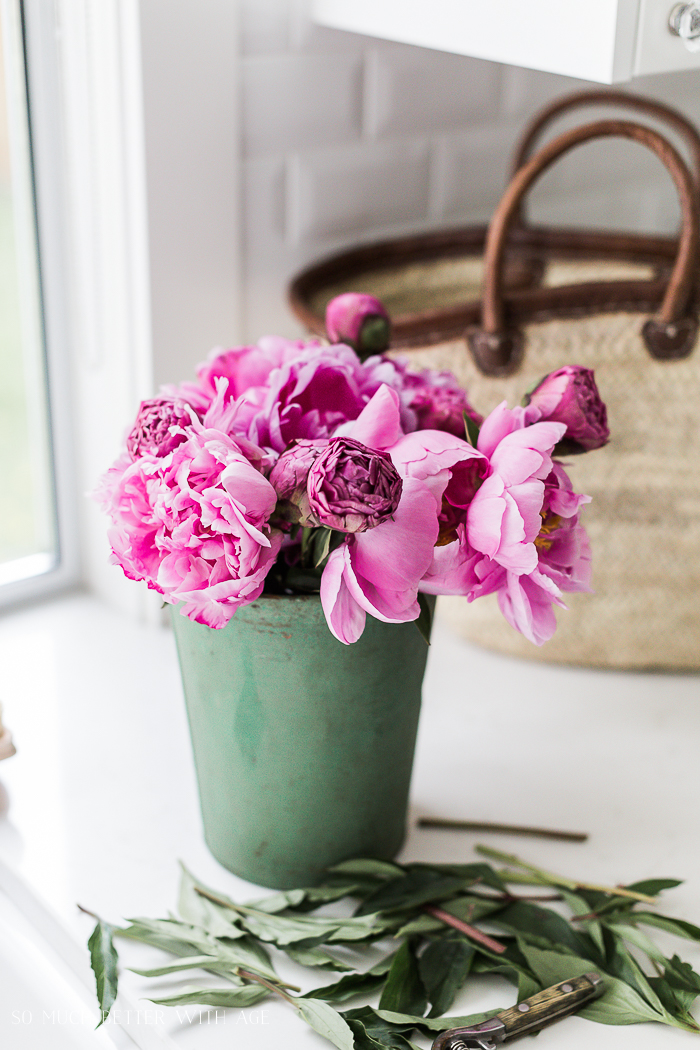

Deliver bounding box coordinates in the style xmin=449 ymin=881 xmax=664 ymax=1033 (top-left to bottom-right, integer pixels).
xmin=325 ymin=293 xmax=391 ymax=359
xmin=269 ymin=439 xmax=326 ymax=524
xmin=307 ymin=437 xmax=403 ymax=533
xmin=270 ymin=436 xmax=403 ymax=533
xmin=526 ymin=366 xmax=609 ymax=453
xmin=126 ymin=397 xmax=195 ymax=459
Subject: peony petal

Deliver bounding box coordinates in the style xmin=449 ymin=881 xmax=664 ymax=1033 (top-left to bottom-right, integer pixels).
xmin=349 ymin=384 xmax=403 ymax=450
xmin=352 ymin=477 xmax=438 ymax=591
xmin=320 ymin=546 xmax=367 ymax=644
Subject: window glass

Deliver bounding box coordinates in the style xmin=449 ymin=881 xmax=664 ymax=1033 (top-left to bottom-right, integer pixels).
xmin=0 ymin=3 xmax=56 ymax=587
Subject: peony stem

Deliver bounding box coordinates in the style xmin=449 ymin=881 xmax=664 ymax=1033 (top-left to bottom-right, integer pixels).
xmin=475 ymin=845 xmax=657 ymax=904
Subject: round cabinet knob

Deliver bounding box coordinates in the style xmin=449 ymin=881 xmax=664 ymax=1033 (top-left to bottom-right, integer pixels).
xmin=669 ymin=3 xmax=700 ymax=49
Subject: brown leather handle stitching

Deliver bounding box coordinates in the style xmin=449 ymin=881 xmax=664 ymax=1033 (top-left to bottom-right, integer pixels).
xmin=468 ymin=119 xmax=699 ymax=375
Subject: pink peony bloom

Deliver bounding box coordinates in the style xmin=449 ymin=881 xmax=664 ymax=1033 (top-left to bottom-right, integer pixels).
xmin=467 ymin=402 xmax=568 ymax=575
xmin=126 ymin=397 xmax=195 ymax=459
xmin=465 ymin=417 xmax=592 ymax=645
xmin=234 ymin=342 xmax=369 ymax=454
xmin=525 ymin=365 xmax=609 ymax=453
xmin=97 ymin=424 xmax=281 ymax=628
xmin=320 ymin=386 xmax=439 ymax=643
xmin=360 ymin=357 xmax=482 ymax=437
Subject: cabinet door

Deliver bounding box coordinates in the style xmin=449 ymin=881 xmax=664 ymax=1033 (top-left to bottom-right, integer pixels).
xmin=313 ymin=0 xmax=700 ymax=83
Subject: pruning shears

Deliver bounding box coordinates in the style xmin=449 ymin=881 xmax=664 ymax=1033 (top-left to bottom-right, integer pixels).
xmin=432 ymin=972 xmax=602 ymax=1050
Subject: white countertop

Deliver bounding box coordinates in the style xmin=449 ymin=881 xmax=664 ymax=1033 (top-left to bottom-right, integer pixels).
xmin=0 ymin=591 xmax=699 ymax=1049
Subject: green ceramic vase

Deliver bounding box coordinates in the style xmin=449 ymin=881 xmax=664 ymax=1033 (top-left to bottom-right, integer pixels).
xmin=171 ymin=594 xmax=433 ymax=889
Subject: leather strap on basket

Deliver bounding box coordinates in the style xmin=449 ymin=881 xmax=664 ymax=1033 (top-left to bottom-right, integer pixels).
xmin=467 ymin=119 xmax=700 ymax=376
xmin=512 ymin=89 xmax=700 ymax=189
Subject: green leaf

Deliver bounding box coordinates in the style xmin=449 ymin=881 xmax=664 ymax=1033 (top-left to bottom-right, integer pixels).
xmin=493 ymin=901 xmax=600 ymax=963
xmin=407 ymin=862 xmax=507 ymax=893
xmin=284 ymin=945 xmax=355 ymax=971
xmin=517 ymin=942 xmax=598 ymax=987
xmin=313 ymin=528 xmax=334 ymax=569
xmin=328 ymin=858 xmax=404 ymax=880
xmin=418 ymin=934 xmax=475 ymax=1017
xmin=355 ymin=869 xmax=465 ymax=916
xmin=375 ymin=1008 xmax=501 ymax=1033
xmin=344 ymin=1010 xmax=414 ymax=1050
xmin=606 ymin=923 xmax=667 ymax=963
xmin=128 ymin=954 xmax=242 ymax=979
xmin=631 ymin=912 xmax=700 ymax=942
xmin=178 ymin=865 xmax=242 ymax=937
xmin=560 ymin=889 xmax=605 ymax=957
xmin=624 ymin=879 xmax=682 ymax=896
xmin=303 ymin=955 xmax=396 ymax=1002
xmin=437 ymin=894 xmax=508 ymax=925
xmin=395 ymin=913 xmax=444 ymax=937
xmin=463 ymin=412 xmax=480 ymax=448
xmin=579 ymin=980 xmax=668 ymax=1027
xmin=147 ymin=984 xmax=268 ymax=1008
xmin=296 ymin=997 xmax=355 ymax=1050
xmin=517 ymin=942 xmax=670 ymax=1027
xmin=87 ymin=920 xmax=119 ymax=1027
xmin=378 ymin=940 xmax=427 ymax=1016
xmin=413 ymin=594 xmax=432 ymax=645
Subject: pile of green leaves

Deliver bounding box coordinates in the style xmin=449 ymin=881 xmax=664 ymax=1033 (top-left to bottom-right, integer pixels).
xmin=85 ymin=847 xmax=700 ymax=1046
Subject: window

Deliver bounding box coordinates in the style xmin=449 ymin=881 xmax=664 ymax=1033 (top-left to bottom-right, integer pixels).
xmin=0 ymin=0 xmax=57 ymax=593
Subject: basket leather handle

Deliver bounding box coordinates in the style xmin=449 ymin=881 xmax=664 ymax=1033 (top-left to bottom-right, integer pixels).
xmin=468 ymin=119 xmax=700 ymax=376
xmin=512 ymin=89 xmax=700 ymax=190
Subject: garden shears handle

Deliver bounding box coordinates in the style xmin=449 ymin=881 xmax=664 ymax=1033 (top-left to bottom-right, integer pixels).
xmin=431 ymin=972 xmax=602 ymax=1050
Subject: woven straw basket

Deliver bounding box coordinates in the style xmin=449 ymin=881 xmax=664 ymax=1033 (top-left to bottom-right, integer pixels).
xmin=289 ymin=92 xmax=700 ymax=671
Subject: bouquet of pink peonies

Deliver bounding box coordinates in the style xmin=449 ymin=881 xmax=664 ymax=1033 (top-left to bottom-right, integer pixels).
xmin=96 ymin=294 xmax=608 ymax=646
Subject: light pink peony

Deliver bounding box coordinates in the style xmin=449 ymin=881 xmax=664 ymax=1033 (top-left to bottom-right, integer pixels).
xmin=97 ymin=423 xmax=281 ymax=628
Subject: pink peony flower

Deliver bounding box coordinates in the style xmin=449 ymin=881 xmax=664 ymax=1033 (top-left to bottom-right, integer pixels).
xmin=233 ymin=342 xmax=369 ymax=455
xmin=525 ymin=365 xmax=609 ymax=453
xmin=359 ymin=357 xmax=482 ymax=437
xmin=467 ymin=401 xmax=568 ymax=575
xmin=325 ymin=293 xmax=391 ymax=358
xmin=464 ymin=408 xmax=592 ymax=645
xmin=126 ymin=397 xmax=196 ymax=459
xmin=97 ymin=424 xmax=281 ymax=628
xmin=320 ymin=386 xmax=439 ymax=643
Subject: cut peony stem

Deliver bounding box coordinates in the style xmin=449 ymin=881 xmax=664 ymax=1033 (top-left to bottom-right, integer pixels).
xmin=476 ymin=845 xmax=657 ymax=904
xmin=423 ymin=904 xmax=507 ymax=954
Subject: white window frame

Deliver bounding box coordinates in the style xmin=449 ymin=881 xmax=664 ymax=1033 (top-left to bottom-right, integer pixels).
xmin=2 ymin=0 xmax=242 ymax=620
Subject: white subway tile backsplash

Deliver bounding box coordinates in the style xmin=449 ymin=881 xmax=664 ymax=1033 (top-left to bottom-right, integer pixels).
xmin=288 ymin=139 xmax=431 ymax=244
xmin=500 ymin=65 xmax=593 ymax=121
xmin=240 ymin=0 xmax=290 ymax=55
xmin=242 ymin=54 xmax=363 ymax=156
xmin=364 ymin=46 xmax=501 ymax=140
xmin=434 ymin=125 xmax=520 ymax=222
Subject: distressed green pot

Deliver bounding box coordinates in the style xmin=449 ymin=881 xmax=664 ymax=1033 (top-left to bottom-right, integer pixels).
xmin=171 ymin=594 xmax=432 ymax=889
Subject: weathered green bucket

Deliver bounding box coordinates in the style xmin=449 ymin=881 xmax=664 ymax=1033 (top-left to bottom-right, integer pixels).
xmin=171 ymin=594 xmax=432 ymax=889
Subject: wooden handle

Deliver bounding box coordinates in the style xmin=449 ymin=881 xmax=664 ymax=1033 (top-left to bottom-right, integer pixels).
xmin=468 ymin=119 xmax=700 ymax=374
xmin=496 ymin=972 xmax=601 ymax=1039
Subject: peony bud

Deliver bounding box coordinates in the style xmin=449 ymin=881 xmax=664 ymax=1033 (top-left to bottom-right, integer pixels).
xmin=270 ymin=436 xmax=403 ymax=533
xmin=307 ymin=438 xmax=403 ymax=533
xmin=269 ymin=439 xmax=326 ymax=524
xmin=325 ymin=293 xmax=391 ymax=359
xmin=526 ymin=366 xmax=609 ymax=453
xmin=126 ymin=397 xmax=195 ymax=458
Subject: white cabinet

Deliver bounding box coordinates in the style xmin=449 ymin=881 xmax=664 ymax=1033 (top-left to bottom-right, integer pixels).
xmin=313 ymin=0 xmax=700 ymax=84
